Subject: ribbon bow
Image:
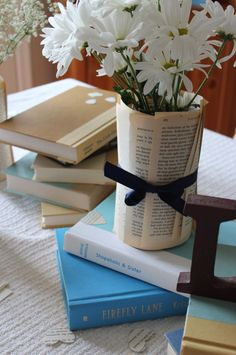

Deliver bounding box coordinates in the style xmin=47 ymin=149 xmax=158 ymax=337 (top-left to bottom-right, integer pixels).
xmin=104 ymin=162 xmax=198 ymax=215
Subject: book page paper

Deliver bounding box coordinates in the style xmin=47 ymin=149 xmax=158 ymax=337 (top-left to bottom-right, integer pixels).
xmin=114 ymin=99 xmax=205 ymax=250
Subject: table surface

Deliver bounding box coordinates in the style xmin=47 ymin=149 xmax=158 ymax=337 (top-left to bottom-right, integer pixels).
xmin=1 ymin=79 xmax=236 ymax=355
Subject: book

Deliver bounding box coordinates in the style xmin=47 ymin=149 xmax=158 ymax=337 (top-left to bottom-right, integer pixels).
xmin=64 ymin=192 xmax=236 ymax=294
xmin=33 ymin=148 xmax=117 ymax=184
xmin=5 ymin=153 xmax=114 ymax=211
xmin=181 ymin=296 xmax=236 ymax=354
xmin=0 ymin=86 xmax=117 ymax=164
xmin=41 ymin=202 xmax=87 ymax=229
xmin=56 ymin=228 xmax=188 ymax=330
xmin=165 ymin=329 xmax=183 ymax=355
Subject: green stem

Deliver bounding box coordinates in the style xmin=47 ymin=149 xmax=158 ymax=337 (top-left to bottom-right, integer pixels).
xmin=159 ymin=91 xmax=167 ymax=110
xmin=174 ymin=75 xmax=182 ymax=111
xmin=120 ymin=51 xmax=151 ymax=113
xmin=93 ymin=51 xmax=139 ymax=108
xmin=184 ymin=40 xmax=227 ymax=109
xmin=124 ymin=72 xmax=136 ymax=103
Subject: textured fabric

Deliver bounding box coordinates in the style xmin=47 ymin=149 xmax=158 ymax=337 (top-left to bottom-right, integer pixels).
xmin=0 ymin=196 xmax=184 ymax=354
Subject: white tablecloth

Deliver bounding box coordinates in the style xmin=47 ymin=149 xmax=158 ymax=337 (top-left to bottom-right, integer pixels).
xmin=1 ymin=79 xmax=236 ymax=355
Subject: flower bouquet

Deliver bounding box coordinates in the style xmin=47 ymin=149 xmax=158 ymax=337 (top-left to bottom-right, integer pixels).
xmin=42 ymin=0 xmax=236 ymax=250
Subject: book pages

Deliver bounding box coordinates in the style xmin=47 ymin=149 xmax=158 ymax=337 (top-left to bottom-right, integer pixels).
xmin=114 ymin=98 xmax=205 ymax=250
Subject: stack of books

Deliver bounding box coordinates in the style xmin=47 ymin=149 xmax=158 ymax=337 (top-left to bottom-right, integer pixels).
xmin=60 ymin=193 xmax=236 ymax=338
xmin=1 ymin=85 xmax=118 ymax=227
xmin=1 ymin=83 xmax=189 ymax=331
xmin=3 ymin=84 xmax=236 ymax=352
xmin=56 ymin=194 xmax=189 ymax=330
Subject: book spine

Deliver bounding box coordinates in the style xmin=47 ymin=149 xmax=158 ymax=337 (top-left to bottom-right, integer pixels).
xmin=75 ymin=120 xmax=116 ymax=164
xmin=64 ymin=223 xmax=190 ymax=294
xmin=181 ymin=339 xmax=232 ymax=355
xmin=68 ymin=288 xmax=188 ymax=330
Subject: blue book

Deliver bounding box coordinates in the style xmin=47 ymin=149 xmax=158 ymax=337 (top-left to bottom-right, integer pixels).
xmin=165 ymin=329 xmax=183 ymax=355
xmin=56 ymin=228 xmax=188 ymax=330
xmin=5 ymin=152 xmax=114 ymax=211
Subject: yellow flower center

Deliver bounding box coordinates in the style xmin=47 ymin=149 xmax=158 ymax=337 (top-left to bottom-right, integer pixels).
xmin=168 ymin=28 xmax=188 ymax=37
xmin=178 ymin=28 xmax=188 ymax=36
xmin=163 ymin=62 xmax=176 ymax=70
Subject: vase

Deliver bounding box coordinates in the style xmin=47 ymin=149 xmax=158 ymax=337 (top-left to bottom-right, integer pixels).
xmin=113 ymin=96 xmax=205 ymax=250
xmin=0 ymin=75 xmax=14 ymax=181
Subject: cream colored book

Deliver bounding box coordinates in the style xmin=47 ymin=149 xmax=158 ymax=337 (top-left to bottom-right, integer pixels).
xmin=33 ymin=148 xmax=117 ymax=184
xmin=0 ymin=86 xmax=117 ymax=164
xmin=41 ymin=202 xmax=87 ymax=229
xmin=5 ymin=152 xmax=115 ymax=211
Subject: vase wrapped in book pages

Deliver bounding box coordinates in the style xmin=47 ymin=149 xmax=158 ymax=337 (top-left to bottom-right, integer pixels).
xmin=113 ymin=96 xmax=205 ymax=250
xmin=0 ymin=76 xmax=13 ymax=180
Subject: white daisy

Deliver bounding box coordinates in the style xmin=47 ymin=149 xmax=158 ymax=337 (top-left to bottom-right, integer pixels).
xmin=136 ymin=50 xmax=208 ymax=98
xmin=97 ymin=51 xmax=129 ymax=77
xmin=41 ymin=1 xmax=90 ymax=77
xmin=204 ymin=0 xmax=236 ymax=64
xmin=136 ymin=51 xmax=176 ymax=98
xmin=78 ymin=8 xmax=145 ymax=76
xmin=85 ymin=0 xmax=143 ymax=17
xmin=145 ymin=0 xmax=220 ymax=63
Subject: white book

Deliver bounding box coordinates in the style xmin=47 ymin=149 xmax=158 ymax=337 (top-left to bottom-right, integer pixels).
xmin=33 ymin=148 xmax=117 ymax=184
xmin=64 ymin=193 xmax=236 ymax=294
xmin=64 ymin=193 xmax=191 ymax=294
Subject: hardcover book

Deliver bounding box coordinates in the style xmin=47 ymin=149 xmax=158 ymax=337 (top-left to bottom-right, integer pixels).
xmin=5 ymin=153 xmax=114 ymax=211
xmin=64 ymin=192 xmax=236 ymax=294
xmin=181 ymin=296 xmax=236 ymax=355
xmin=0 ymin=86 xmax=117 ymax=164
xmin=165 ymin=329 xmax=183 ymax=355
xmin=33 ymin=148 xmax=117 ymax=184
xmin=56 ymin=228 xmax=188 ymax=330
xmin=41 ymin=202 xmax=87 ymax=229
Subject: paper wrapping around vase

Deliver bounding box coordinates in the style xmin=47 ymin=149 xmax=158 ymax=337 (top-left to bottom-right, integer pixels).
xmin=0 ymin=76 xmax=13 ymax=181
xmin=114 ymin=97 xmax=205 ymax=250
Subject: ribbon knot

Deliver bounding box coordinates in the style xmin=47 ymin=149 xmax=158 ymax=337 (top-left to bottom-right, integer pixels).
xmin=104 ymin=162 xmax=198 ymax=215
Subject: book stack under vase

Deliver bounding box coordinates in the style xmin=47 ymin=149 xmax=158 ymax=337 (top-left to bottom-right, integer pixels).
xmin=3 ymin=83 xmax=235 ymax=351
xmin=1 ymin=82 xmax=191 ymax=333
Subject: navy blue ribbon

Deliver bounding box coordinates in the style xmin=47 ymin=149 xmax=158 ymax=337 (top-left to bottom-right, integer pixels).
xmin=104 ymin=162 xmax=198 ymax=215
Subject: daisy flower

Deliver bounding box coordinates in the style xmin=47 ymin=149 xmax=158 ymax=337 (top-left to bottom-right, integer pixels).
xmin=41 ymin=0 xmax=236 ymax=112
xmin=145 ymin=0 xmax=221 ymax=63
xmin=85 ymin=0 xmax=143 ymax=17
xmin=136 ymin=48 xmax=208 ymax=100
xmin=136 ymin=50 xmax=193 ymax=98
xmin=97 ymin=50 xmax=130 ymax=77
xmin=41 ymin=1 xmax=90 ymax=77
xmin=204 ymin=0 xmax=236 ymax=65
xmin=78 ymin=8 xmax=145 ymax=76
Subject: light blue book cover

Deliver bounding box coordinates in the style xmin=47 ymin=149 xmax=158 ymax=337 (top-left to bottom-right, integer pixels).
xmin=64 ymin=192 xmax=236 ymax=293
xmin=6 ymin=152 xmax=69 ymax=188
xmin=182 ymin=295 xmax=236 ymax=354
xmin=192 ymin=0 xmax=203 ymax=5
xmin=5 ymin=152 xmax=113 ymax=210
xmin=56 ymin=228 xmax=188 ymax=330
